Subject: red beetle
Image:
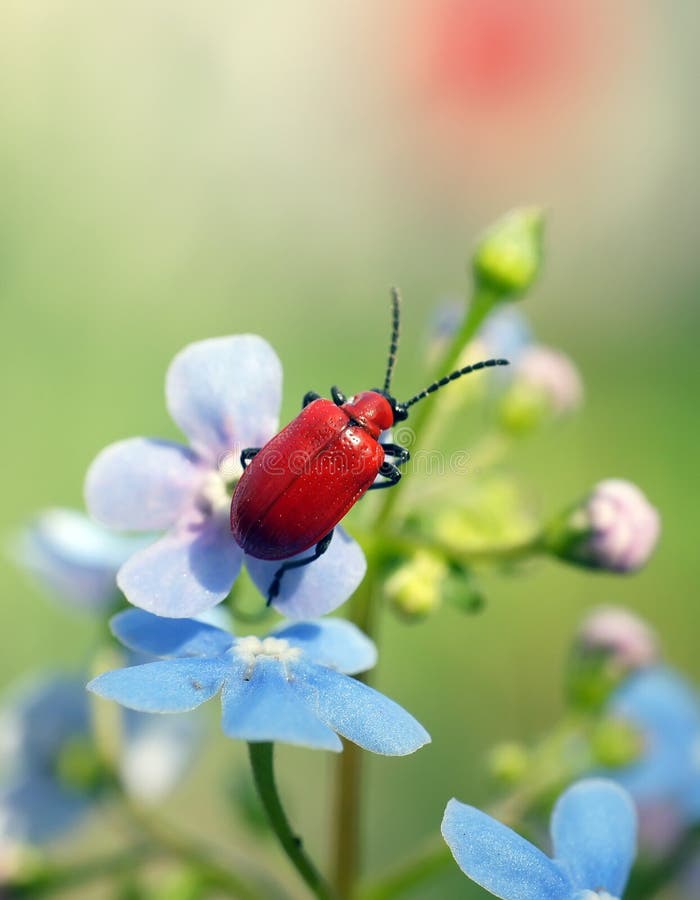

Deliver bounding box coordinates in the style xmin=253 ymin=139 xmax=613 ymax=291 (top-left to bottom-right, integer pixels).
xmin=231 ymin=289 xmax=508 ymax=601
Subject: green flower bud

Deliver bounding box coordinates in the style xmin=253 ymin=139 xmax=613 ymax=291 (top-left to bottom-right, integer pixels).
xmin=385 ymin=550 xmax=447 ymax=620
xmin=472 ymin=207 xmax=545 ymax=299
xmin=488 ymin=741 xmax=530 ymax=785
xmin=591 ymin=718 xmax=644 ymax=768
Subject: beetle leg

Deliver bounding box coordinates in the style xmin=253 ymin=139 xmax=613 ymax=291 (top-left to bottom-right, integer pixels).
xmin=331 ymin=386 xmax=347 ymax=406
xmin=266 ymin=531 xmax=334 ymax=605
xmin=302 ymin=391 xmax=322 ymax=408
xmin=368 ymin=461 xmax=402 ymax=490
xmin=379 ymin=442 xmax=410 ymax=464
xmin=240 ymin=447 xmax=261 ymax=470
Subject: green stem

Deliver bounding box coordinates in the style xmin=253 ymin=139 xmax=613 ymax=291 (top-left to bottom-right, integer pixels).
xmin=125 ymin=800 xmax=266 ymax=899
xmin=331 ymin=574 xmax=376 ymax=899
xmin=357 ymin=839 xmax=450 ymax=900
xmin=248 ymin=742 xmax=335 ymax=900
xmin=375 ymin=287 xmax=498 ymax=531
xmin=9 ymin=845 xmax=155 ymax=897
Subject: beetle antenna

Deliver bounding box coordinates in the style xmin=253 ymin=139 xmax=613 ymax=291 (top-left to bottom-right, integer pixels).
xmin=402 ymin=358 xmax=510 ymax=408
xmin=383 ymin=287 xmax=401 ymax=393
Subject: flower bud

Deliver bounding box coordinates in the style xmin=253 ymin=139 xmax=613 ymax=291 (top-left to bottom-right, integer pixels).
xmin=545 ymin=479 xmax=660 ymax=573
xmin=472 ymin=207 xmax=545 ymax=299
xmin=591 ymin=717 xmax=644 ymax=768
xmin=577 ymin=606 xmax=659 ymax=673
xmin=384 ymin=550 xmax=447 ymax=620
xmin=498 ymin=345 xmax=583 ymax=435
xmin=488 ymin=742 xmax=530 ymax=785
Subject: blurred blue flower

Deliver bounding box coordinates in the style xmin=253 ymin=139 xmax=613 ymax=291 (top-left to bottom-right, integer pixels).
xmin=427 ymin=299 xmax=532 ymax=367
xmin=89 ymin=610 xmax=430 ymax=755
xmin=0 ymin=673 xmax=198 ymax=847
xmin=85 ymin=336 xmax=366 ymax=619
xmin=442 ymin=778 xmax=637 ymax=899
xmin=607 ymin=666 xmax=700 ymax=829
xmin=11 ymin=508 xmax=148 ymax=613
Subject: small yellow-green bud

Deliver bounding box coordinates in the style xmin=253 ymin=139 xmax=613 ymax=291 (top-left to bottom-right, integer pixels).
xmin=472 ymin=207 xmax=545 ymax=299
xmin=385 ymin=551 xmax=447 ymax=620
xmin=488 ymin=742 xmax=530 ymax=785
xmin=56 ymin=737 xmax=105 ymax=793
xmin=591 ymin=718 xmax=644 ymax=768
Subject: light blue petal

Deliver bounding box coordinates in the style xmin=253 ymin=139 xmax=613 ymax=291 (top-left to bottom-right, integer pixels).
xmin=0 ymin=675 xmax=89 ymax=774
xmin=111 ymin=609 xmax=233 ymax=658
xmin=220 ymin=658 xmax=342 ymax=751
xmin=441 ymin=799 xmax=572 ymax=900
xmin=270 ymin=619 xmax=376 ymax=675
xmin=289 ymin=661 xmax=429 ymax=756
xmin=245 ymin=527 xmax=366 ymax=619
xmin=85 ymin=438 xmax=203 ymax=531
xmin=0 ymin=776 xmax=89 ymax=845
xmin=165 ymin=335 xmax=282 ymax=463
xmin=120 ymin=710 xmax=200 ymax=803
xmin=117 ymin=514 xmax=243 ymax=617
xmin=13 ymin=509 xmax=148 ymax=612
xmin=608 ymin=667 xmax=700 ymax=802
xmin=551 ymin=779 xmax=637 ymax=896
xmin=87 ymin=658 xmax=228 ymax=712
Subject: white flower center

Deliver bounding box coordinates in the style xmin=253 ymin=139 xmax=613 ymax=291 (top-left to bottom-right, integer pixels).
xmin=218 ymin=450 xmax=243 ymax=483
xmin=197 ymin=472 xmax=231 ymax=517
xmin=234 ymin=636 xmax=302 ymax=669
xmin=578 ymin=892 xmax=618 ymax=900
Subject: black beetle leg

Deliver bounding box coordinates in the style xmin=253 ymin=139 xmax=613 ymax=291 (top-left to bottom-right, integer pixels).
xmin=240 ymin=448 xmax=261 ymax=470
xmin=368 ymin=460 xmax=402 ymax=491
xmin=379 ymin=442 xmax=410 ymax=464
xmin=302 ymin=391 xmax=321 ymax=408
xmin=266 ymin=531 xmax=334 ymax=605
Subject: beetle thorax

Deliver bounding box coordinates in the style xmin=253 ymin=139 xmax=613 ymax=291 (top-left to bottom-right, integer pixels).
xmin=342 ymin=391 xmax=394 ymax=438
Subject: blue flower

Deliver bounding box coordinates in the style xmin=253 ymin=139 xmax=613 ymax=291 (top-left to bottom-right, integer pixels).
xmin=11 ymin=508 xmax=148 ymax=614
xmin=442 ymin=778 xmax=637 ymax=899
xmin=607 ymin=666 xmax=700 ymax=827
xmin=88 ymin=610 xmax=430 ymax=755
xmin=0 ymin=674 xmax=198 ymax=846
xmin=85 ymin=336 xmax=366 ymax=619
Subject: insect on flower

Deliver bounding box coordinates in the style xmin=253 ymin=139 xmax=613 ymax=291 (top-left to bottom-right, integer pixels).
xmin=231 ymin=289 xmax=509 ymax=601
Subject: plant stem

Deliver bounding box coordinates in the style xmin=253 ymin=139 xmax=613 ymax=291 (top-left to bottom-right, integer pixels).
xmin=10 ymin=845 xmax=155 ymax=897
xmin=248 ymin=742 xmax=335 ymax=900
xmin=357 ymin=838 xmax=451 ymax=900
xmin=125 ymin=800 xmax=266 ymax=899
xmin=331 ymin=574 xmax=376 ymax=899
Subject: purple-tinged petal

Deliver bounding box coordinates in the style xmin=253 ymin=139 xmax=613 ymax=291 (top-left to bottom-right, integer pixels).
xmin=270 ymin=619 xmax=377 ymax=675
xmin=87 ymin=658 xmax=228 ymax=712
xmin=245 ymin=527 xmax=366 ymax=619
xmin=12 ymin=509 xmax=148 ymax=612
xmin=220 ymin=658 xmax=342 ymax=751
xmin=289 ymin=660 xmax=429 ymax=756
xmin=551 ymin=779 xmax=637 ymax=897
xmin=110 ymin=609 xmax=234 ymax=658
xmin=85 ymin=438 xmax=203 ymax=531
xmin=117 ymin=514 xmax=243 ymax=617
xmin=0 ymin=776 xmax=89 ymax=845
xmin=165 ymin=335 xmax=282 ymax=463
xmin=441 ymin=800 xmax=572 ymax=900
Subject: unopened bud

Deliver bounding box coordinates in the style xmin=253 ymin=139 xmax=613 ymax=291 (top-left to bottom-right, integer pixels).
xmin=385 ymin=551 xmax=447 ymax=620
xmin=591 ymin=718 xmax=643 ymax=768
xmin=488 ymin=742 xmax=530 ymax=785
xmin=472 ymin=207 xmax=545 ymax=299
xmin=577 ymin=606 xmax=659 ymax=673
xmin=545 ymin=479 xmax=660 ymax=574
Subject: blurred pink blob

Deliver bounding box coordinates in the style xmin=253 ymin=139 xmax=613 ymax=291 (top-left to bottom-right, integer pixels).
xmin=578 ymin=605 xmax=659 ymax=673
xmin=516 ymin=345 xmax=583 ymax=415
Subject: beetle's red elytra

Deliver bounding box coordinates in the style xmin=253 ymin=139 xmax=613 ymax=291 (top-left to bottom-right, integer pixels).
xmin=230 ymin=288 xmax=508 ymax=602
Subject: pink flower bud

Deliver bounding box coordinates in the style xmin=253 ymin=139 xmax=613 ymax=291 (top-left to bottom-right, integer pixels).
xmin=578 ymin=606 xmax=659 ymax=672
xmin=516 ymin=344 xmax=583 ymax=415
xmin=548 ymin=479 xmax=661 ymax=573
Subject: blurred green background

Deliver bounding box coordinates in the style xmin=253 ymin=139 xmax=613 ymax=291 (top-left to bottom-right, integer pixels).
xmin=1 ymin=1 xmax=699 ymax=897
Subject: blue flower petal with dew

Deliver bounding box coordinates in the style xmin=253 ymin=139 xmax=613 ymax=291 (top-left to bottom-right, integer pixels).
xmin=89 ymin=611 xmax=429 ymax=756
xmin=442 ymin=779 xmax=637 ymax=900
